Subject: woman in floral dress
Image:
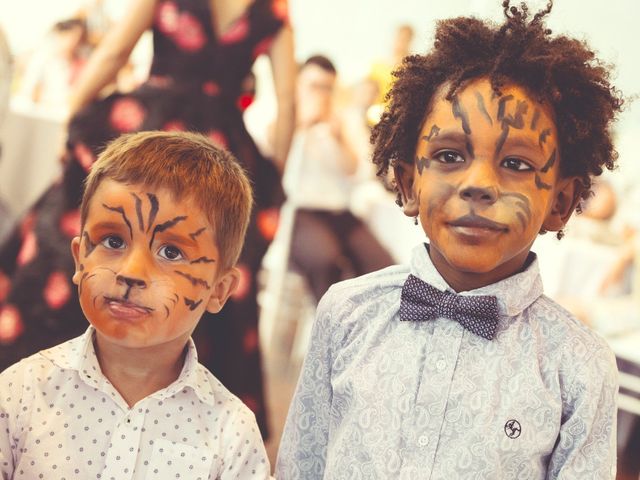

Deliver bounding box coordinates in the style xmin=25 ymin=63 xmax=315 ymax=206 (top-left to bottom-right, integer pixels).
xmin=0 ymin=0 xmax=295 ymax=436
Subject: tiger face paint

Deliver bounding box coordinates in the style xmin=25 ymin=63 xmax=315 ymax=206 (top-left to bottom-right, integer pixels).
xmin=396 ymin=77 xmax=579 ymax=291
xmin=71 ymin=179 xmax=238 ymax=349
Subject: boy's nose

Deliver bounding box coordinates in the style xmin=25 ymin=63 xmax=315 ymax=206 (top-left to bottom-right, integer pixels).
xmin=116 ymin=275 xmax=147 ymax=289
xmin=459 ymin=185 xmax=498 ymax=204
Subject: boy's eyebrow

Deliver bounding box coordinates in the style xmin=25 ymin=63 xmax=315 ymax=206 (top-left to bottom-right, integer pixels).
xmin=102 ymin=203 xmax=133 ymax=239
xmin=500 ymin=135 xmax=546 ymax=155
xmin=154 ymin=230 xmax=201 ymax=249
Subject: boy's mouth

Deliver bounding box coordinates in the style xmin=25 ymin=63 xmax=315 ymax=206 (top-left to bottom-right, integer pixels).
xmin=103 ymin=296 xmax=154 ymax=318
xmin=448 ymin=214 xmax=508 ymax=232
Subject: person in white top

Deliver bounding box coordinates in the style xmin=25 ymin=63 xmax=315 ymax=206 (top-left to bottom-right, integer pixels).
xmin=283 ymin=55 xmax=393 ymax=302
xmin=0 ymin=131 xmax=272 ymax=479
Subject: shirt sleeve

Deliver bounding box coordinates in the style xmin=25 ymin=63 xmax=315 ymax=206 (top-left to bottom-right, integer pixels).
xmin=0 ymin=361 xmax=30 ymax=480
xmin=219 ymin=405 xmax=272 ymax=480
xmin=546 ymin=345 xmax=619 ymax=479
xmin=275 ymin=290 xmax=335 ymax=479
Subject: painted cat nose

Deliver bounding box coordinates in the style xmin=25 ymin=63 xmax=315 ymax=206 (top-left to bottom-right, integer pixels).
xmin=116 ymin=275 xmax=147 ymax=289
xmin=459 ymin=185 xmax=498 ymax=204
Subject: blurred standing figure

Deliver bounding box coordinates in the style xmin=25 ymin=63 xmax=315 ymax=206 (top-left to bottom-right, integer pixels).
xmin=284 ymin=55 xmax=393 ymax=302
xmin=0 ymin=26 xmax=13 ymax=244
xmin=0 ymin=0 xmax=295 ymax=437
xmin=369 ymin=23 xmax=414 ymax=106
xmin=17 ymin=18 xmax=89 ymax=111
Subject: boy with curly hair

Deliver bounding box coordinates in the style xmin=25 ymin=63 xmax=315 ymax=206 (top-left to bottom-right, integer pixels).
xmin=0 ymin=131 xmax=272 ymax=479
xmin=276 ymin=1 xmax=623 ymax=478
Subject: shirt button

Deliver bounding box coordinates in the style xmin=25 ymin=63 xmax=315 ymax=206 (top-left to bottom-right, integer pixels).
xmin=418 ymin=435 xmax=429 ymax=447
xmin=436 ymin=359 xmax=446 ymax=371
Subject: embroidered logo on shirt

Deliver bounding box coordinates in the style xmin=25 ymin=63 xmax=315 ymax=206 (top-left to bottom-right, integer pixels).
xmin=504 ymin=419 xmax=521 ymax=439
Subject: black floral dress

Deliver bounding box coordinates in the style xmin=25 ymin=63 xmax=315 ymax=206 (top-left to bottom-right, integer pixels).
xmin=0 ymin=0 xmax=288 ymax=436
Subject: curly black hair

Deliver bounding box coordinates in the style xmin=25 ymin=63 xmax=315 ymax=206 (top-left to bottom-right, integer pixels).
xmin=371 ymin=0 xmax=624 ymax=209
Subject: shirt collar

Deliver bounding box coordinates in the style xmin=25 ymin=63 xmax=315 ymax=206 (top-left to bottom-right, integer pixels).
xmin=409 ymin=243 xmax=543 ymax=317
xmin=41 ymin=326 xmax=217 ymax=407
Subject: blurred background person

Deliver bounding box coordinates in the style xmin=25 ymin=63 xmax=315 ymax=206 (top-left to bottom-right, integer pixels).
xmin=0 ymin=0 xmax=295 ymax=438
xmin=280 ymin=55 xmax=393 ymax=303
xmin=0 ymin=25 xmax=13 ymax=244
xmin=16 ymin=18 xmax=89 ymax=113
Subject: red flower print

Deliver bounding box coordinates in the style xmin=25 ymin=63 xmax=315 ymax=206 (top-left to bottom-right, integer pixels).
xmin=163 ymin=120 xmax=187 ymax=132
xmin=147 ymin=75 xmax=173 ymax=88
xmin=109 ymin=98 xmax=146 ymax=132
xmin=17 ymin=230 xmax=37 ymax=266
xmin=206 ymin=130 xmax=228 ymax=149
xmin=43 ymin=271 xmax=72 ymax=310
xmin=156 ymin=1 xmax=179 ymax=35
xmin=257 ymin=208 xmax=279 ymax=241
xmin=173 ymin=13 xmax=206 ymax=52
xmin=231 ymin=263 xmax=251 ymax=300
xmin=0 ymin=305 xmax=24 ymax=345
xmin=219 ymin=17 xmax=249 ymax=44
xmin=0 ymin=271 xmax=10 ymax=303
xmin=236 ymin=93 xmax=255 ymax=111
xmin=253 ymin=37 xmax=275 ymax=59
xmin=60 ymin=209 xmax=81 ymax=238
xmin=272 ymin=0 xmax=289 ymax=21
xmin=202 ymin=81 xmax=221 ymax=96
xmin=20 ymin=212 xmax=36 ymax=239
xmin=243 ymin=327 xmax=259 ymax=353
xmin=74 ymin=142 xmax=95 ymax=172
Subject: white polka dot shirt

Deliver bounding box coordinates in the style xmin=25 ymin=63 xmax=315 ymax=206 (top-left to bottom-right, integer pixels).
xmin=0 ymin=327 xmax=271 ymax=479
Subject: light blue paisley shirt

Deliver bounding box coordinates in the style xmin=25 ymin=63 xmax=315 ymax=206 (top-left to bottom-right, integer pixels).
xmin=276 ymin=243 xmax=618 ymax=479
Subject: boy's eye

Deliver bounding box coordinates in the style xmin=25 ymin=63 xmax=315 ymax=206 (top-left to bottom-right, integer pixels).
xmin=158 ymin=245 xmax=184 ymax=261
xmin=101 ymin=235 xmax=125 ymax=250
xmin=434 ymin=150 xmax=464 ymax=164
xmin=502 ymin=157 xmax=533 ymax=171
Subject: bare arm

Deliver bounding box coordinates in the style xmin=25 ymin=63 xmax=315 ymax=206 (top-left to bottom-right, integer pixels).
xmin=267 ymin=24 xmax=296 ymax=172
xmin=68 ymin=0 xmax=157 ymax=116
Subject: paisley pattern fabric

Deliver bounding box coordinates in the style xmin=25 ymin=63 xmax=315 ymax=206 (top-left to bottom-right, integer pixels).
xmin=276 ymin=243 xmax=619 ymax=479
xmin=0 ymin=0 xmax=287 ymax=436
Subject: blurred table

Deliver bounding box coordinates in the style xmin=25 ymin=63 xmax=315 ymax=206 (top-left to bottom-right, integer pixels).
xmin=0 ymin=98 xmax=65 ymax=217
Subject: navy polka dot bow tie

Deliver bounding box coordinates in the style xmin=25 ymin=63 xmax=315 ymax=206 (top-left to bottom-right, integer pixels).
xmin=400 ymin=274 xmax=500 ymax=340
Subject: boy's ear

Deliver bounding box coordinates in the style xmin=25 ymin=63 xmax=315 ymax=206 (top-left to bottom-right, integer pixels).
xmin=70 ymin=236 xmax=83 ymax=285
xmin=393 ymin=162 xmax=419 ymax=217
xmin=542 ymin=176 xmax=582 ymax=233
xmin=205 ymin=267 xmax=241 ymax=314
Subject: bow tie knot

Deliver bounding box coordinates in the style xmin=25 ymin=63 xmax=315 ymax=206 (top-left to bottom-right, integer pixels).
xmin=400 ymin=274 xmax=500 ymax=340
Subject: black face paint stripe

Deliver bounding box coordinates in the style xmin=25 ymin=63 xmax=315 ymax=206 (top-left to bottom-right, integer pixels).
xmin=189 ymin=227 xmax=206 ymax=242
xmin=540 ymin=148 xmax=557 ymax=173
xmin=146 ymin=193 xmax=159 ymax=233
xmin=131 ymin=193 xmax=144 ymax=232
xmin=465 ymin=139 xmax=475 ymax=159
xmin=102 ymin=204 xmax=133 ymax=240
xmin=416 ymin=155 xmax=431 ymax=175
xmin=83 ymin=232 xmax=97 ymax=257
xmin=190 ymin=257 xmax=216 ymax=264
xmin=164 ymin=305 xmax=170 ymax=318
xmin=174 ymin=270 xmax=211 ymax=289
xmin=475 ymin=92 xmax=493 ymax=125
xmin=530 ymin=109 xmax=540 ymax=130
xmin=184 ymin=297 xmax=203 ymax=311
xmin=538 ymin=128 xmax=552 ymax=146
xmin=496 ymin=95 xmax=513 ymax=121
xmin=500 ymin=192 xmax=533 ymax=222
xmin=451 ymin=96 xmax=471 ymax=135
xmin=516 ymin=211 xmax=527 ymax=231
xmin=78 ymin=272 xmax=89 ymax=296
xmin=149 ymin=216 xmax=188 ymax=248
xmin=495 ymin=100 xmax=529 ymax=156
xmin=422 ymin=124 xmax=441 ymax=142
xmin=535 ymin=174 xmax=552 ymax=190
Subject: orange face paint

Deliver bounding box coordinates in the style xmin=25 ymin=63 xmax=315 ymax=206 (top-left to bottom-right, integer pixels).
xmin=71 ymin=180 xmax=222 ymax=349
xmin=406 ymin=77 xmax=566 ymax=290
